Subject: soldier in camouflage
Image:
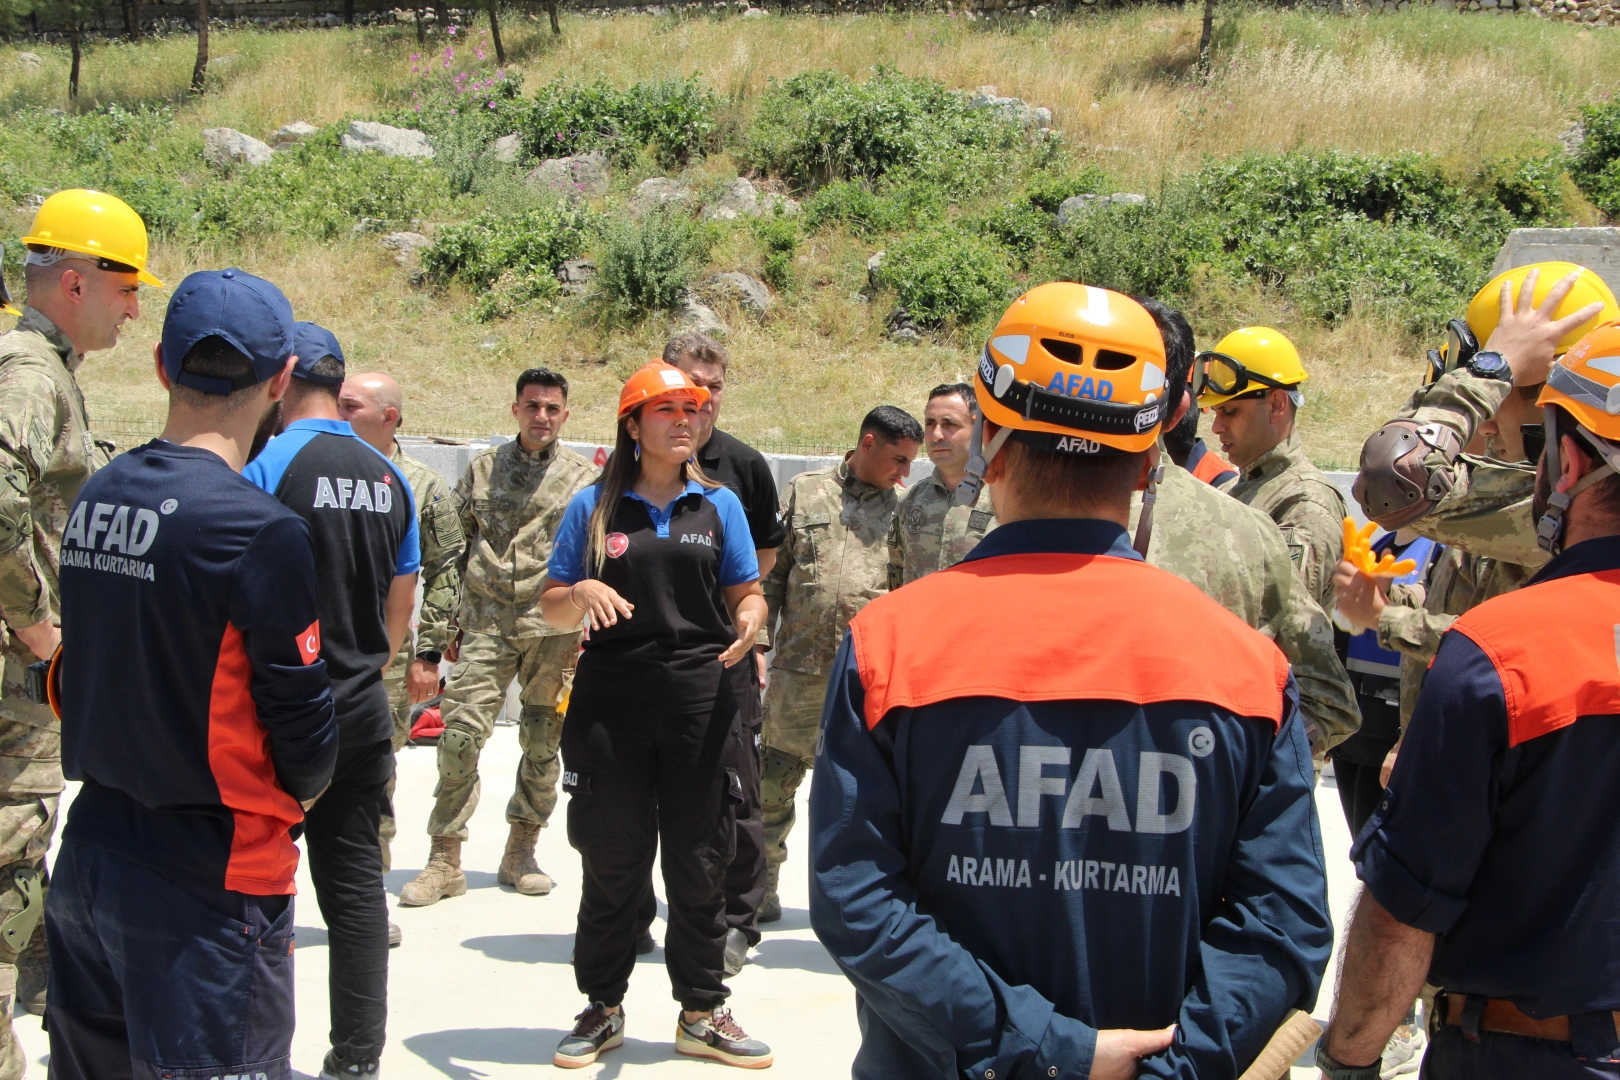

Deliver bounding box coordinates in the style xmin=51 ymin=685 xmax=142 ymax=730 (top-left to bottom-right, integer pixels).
xmin=400 ymin=368 xmax=598 ymax=908
xmin=1199 ymin=327 xmax=1345 ymax=614
xmin=337 ymin=374 xmax=465 ymax=899
xmin=760 ymin=406 xmax=920 ymax=921
xmin=1132 ymin=298 xmax=1359 ymax=760
xmin=887 ymin=383 xmax=995 ymax=589
xmin=0 ymin=190 xmax=158 ymax=1075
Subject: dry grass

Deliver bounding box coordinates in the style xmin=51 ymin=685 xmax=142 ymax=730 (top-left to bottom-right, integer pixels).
xmin=4 ymin=5 xmax=1618 ymax=466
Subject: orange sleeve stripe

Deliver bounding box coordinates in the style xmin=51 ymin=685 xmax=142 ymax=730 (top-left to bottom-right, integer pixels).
xmin=850 ymin=553 xmax=1290 ymax=731
xmin=1450 ymin=568 xmax=1620 ymax=747
xmin=207 ymin=623 xmax=303 ymax=895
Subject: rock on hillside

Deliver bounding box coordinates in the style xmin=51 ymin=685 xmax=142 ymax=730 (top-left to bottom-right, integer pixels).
xmin=271 ymin=121 xmax=320 ymax=151
xmin=202 ymin=127 xmax=274 ymax=168
xmin=342 ymin=121 xmax=434 ymax=160
xmin=1056 ymin=192 xmax=1146 ymax=226
xmin=527 ymin=152 xmax=610 ymax=197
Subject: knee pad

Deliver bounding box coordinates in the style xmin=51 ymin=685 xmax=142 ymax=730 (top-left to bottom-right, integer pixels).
xmin=437 ymin=728 xmax=480 ymax=783
xmin=519 ymin=707 xmax=562 ymax=759
xmin=760 ymin=748 xmax=809 ymax=811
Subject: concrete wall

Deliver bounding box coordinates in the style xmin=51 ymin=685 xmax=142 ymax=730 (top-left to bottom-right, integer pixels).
xmin=1492 ymin=227 xmax=1620 ymax=298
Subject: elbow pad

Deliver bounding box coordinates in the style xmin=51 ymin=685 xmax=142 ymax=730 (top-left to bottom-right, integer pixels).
xmin=1351 ymin=420 xmax=1462 ymax=529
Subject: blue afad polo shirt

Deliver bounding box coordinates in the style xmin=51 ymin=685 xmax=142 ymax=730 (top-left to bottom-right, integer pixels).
xmin=244 ymin=418 xmax=419 ymax=747
xmin=1355 ymin=535 xmax=1620 ymax=1020
xmin=808 ymin=519 xmax=1332 ymax=1080
xmin=548 ymin=479 xmax=758 ymax=589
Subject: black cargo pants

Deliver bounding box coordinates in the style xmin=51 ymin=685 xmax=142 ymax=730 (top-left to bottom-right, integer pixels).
xmin=563 ymin=660 xmax=755 ymax=1012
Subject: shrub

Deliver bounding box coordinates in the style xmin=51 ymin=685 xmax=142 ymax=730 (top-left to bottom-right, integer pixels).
xmin=1022 ymin=168 xmax=1109 ymax=214
xmin=878 ymin=228 xmax=1013 ymax=329
xmin=753 ymin=210 xmax=799 ymax=292
xmin=802 ymin=177 xmax=946 ymax=236
xmin=422 ymin=200 xmax=597 ymax=320
xmin=745 ymin=68 xmax=1022 ymax=191
xmin=1286 ymin=219 xmax=1479 ymax=328
xmin=384 ymin=43 xmax=525 ymax=194
xmin=519 ymin=76 xmax=717 ymax=167
xmin=594 ymin=208 xmax=714 ymax=318
xmin=1571 ymin=99 xmax=1620 ymax=219
xmin=1045 ymin=194 xmax=1216 ymax=305
xmin=192 ymin=138 xmax=451 ymax=241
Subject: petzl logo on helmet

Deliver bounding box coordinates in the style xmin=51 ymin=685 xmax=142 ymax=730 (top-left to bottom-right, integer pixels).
xmin=606 ymin=532 xmax=630 ymax=559
xmin=1133 ymin=404 xmax=1161 ymax=432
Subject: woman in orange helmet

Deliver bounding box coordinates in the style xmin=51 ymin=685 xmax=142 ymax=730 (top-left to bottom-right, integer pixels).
xmin=538 ymin=361 xmax=772 ymax=1070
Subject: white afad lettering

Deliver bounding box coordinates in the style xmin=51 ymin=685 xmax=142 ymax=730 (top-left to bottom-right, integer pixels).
xmin=940 ymin=745 xmax=1014 ymax=826
xmin=374 ymin=481 xmax=393 ymax=513
xmin=102 ymin=505 xmax=130 ymax=553
xmin=944 ymin=744 xmax=1198 ymax=835
xmin=1016 ymin=745 xmax=1070 ymax=828
xmin=63 ymin=502 xmax=161 ymax=557
xmin=1135 ymin=752 xmax=1197 ymax=835
xmin=62 ymin=502 xmax=87 ymax=548
xmin=128 ymin=509 xmax=160 ymax=556
xmin=314 ymin=477 xmax=339 ymax=509
xmin=337 ymin=478 xmax=354 ymax=508
xmin=87 ymin=502 xmax=114 ymax=548
xmin=350 ymin=478 xmax=375 ymax=512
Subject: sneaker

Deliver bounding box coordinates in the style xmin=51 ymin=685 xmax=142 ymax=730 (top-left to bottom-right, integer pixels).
xmin=554 ymin=1002 xmax=625 ymax=1068
xmin=320 ymin=1048 xmax=380 ymax=1078
xmin=675 ymin=1006 xmax=773 ymax=1069
xmin=722 ymin=928 xmax=749 ymax=977
xmin=1380 ymin=1027 xmax=1425 ymax=1079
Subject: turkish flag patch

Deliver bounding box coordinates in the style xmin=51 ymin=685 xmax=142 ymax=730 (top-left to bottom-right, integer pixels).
xmin=297 ymin=621 xmax=322 ymax=665
xmin=606 ymin=532 xmax=630 ymax=559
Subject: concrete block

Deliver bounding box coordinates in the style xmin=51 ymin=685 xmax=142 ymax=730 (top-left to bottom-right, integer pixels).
xmin=1491 ymin=227 xmax=1620 ymax=299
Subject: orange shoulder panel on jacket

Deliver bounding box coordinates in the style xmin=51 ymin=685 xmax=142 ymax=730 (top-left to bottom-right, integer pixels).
xmin=1191 ymin=450 xmax=1235 ymax=485
xmin=849 ymin=552 xmax=1290 ymax=731
xmin=1449 ymin=568 xmax=1620 ymax=748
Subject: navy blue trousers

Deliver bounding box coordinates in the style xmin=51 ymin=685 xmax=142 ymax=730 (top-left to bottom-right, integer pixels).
xmin=1425 ymin=1025 xmax=1620 ymax=1079
xmin=43 ymin=840 xmax=296 ymax=1080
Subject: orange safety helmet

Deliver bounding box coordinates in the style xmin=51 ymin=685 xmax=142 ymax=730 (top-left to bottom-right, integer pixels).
xmin=974 ymin=281 xmax=1167 ymax=456
xmin=617 ymin=361 xmax=710 ymax=419
xmin=1533 ymin=320 xmax=1620 ymax=554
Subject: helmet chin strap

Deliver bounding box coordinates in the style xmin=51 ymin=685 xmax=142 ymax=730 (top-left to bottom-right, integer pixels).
xmin=954 ymin=414 xmax=1012 ymax=508
xmin=1132 ymin=436 xmax=1166 ymax=558
xmin=1536 ymin=405 xmax=1618 ymax=556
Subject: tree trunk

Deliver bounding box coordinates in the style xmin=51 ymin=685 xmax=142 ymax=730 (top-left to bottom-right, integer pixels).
xmin=415 ymin=6 xmax=425 ymax=40
xmin=547 ymin=0 xmax=559 ymax=34
xmin=432 ymin=0 xmax=447 ymax=30
xmin=68 ymin=18 xmax=81 ymax=101
xmin=487 ymin=0 xmax=505 ymax=63
xmin=344 ymin=0 xmax=354 ymax=24
xmin=1196 ymin=0 xmax=1216 ymax=75
xmin=190 ymin=0 xmax=209 ymax=93
xmin=124 ymin=0 xmax=139 ymax=41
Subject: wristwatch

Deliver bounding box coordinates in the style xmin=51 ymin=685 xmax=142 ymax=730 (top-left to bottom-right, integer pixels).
xmin=415 ymin=650 xmax=442 ymax=666
xmin=1314 ymin=1040 xmax=1382 ymax=1080
xmin=1465 ymin=350 xmax=1513 ymax=382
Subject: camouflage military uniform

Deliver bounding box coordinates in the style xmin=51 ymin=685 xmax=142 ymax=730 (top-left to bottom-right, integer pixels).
xmin=1225 ymin=432 xmax=1347 ymax=616
xmin=0 ymin=307 xmax=110 ymax=1072
xmin=425 ymin=439 xmax=597 ymax=842
xmin=761 ymin=459 xmax=896 ymax=883
xmin=379 ymin=443 xmax=463 ymax=871
xmin=885 ymin=469 xmax=995 ymax=589
xmin=1131 ymin=463 xmax=1359 ymax=757
xmin=1366 ymin=367 xmax=1543 ymax=727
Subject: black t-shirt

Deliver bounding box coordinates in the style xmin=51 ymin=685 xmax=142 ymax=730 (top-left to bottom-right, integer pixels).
xmin=245 ymin=419 xmax=420 ymax=747
xmin=697 ymin=428 xmax=786 ymax=552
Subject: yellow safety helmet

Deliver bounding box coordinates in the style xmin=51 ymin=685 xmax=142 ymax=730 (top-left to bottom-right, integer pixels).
xmin=0 ymin=245 xmax=17 ymax=318
xmin=20 ymin=189 xmax=164 ymax=288
xmin=1466 ymin=262 xmax=1617 ymax=360
xmin=1195 ymin=326 xmax=1307 ymax=409
xmin=973 ymin=282 xmax=1168 ymax=456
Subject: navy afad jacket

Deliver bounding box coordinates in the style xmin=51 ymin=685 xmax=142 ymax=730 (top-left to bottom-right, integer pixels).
xmin=809 ymin=520 xmax=1332 ymax=1079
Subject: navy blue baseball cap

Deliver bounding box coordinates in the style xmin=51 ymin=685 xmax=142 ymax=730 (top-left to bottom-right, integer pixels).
xmin=162 ymin=269 xmax=294 ymax=395
xmin=290 ymin=321 xmax=346 ymax=384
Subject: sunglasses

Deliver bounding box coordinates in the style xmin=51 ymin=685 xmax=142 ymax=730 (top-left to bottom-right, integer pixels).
xmin=1193 ymin=351 xmax=1294 ymax=400
xmin=1521 ymin=424 xmax=1546 ymax=464
xmin=1424 ymin=319 xmax=1480 ymax=386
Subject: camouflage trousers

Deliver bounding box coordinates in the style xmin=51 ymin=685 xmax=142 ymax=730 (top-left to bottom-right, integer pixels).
xmin=425 ymin=631 xmax=580 ymax=842
xmin=0 ymin=791 xmax=57 ymax=1080
xmin=760 ymin=669 xmax=829 ymax=883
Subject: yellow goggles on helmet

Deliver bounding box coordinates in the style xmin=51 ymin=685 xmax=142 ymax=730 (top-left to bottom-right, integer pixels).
xmin=1194 ymin=351 xmax=1301 ymax=403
